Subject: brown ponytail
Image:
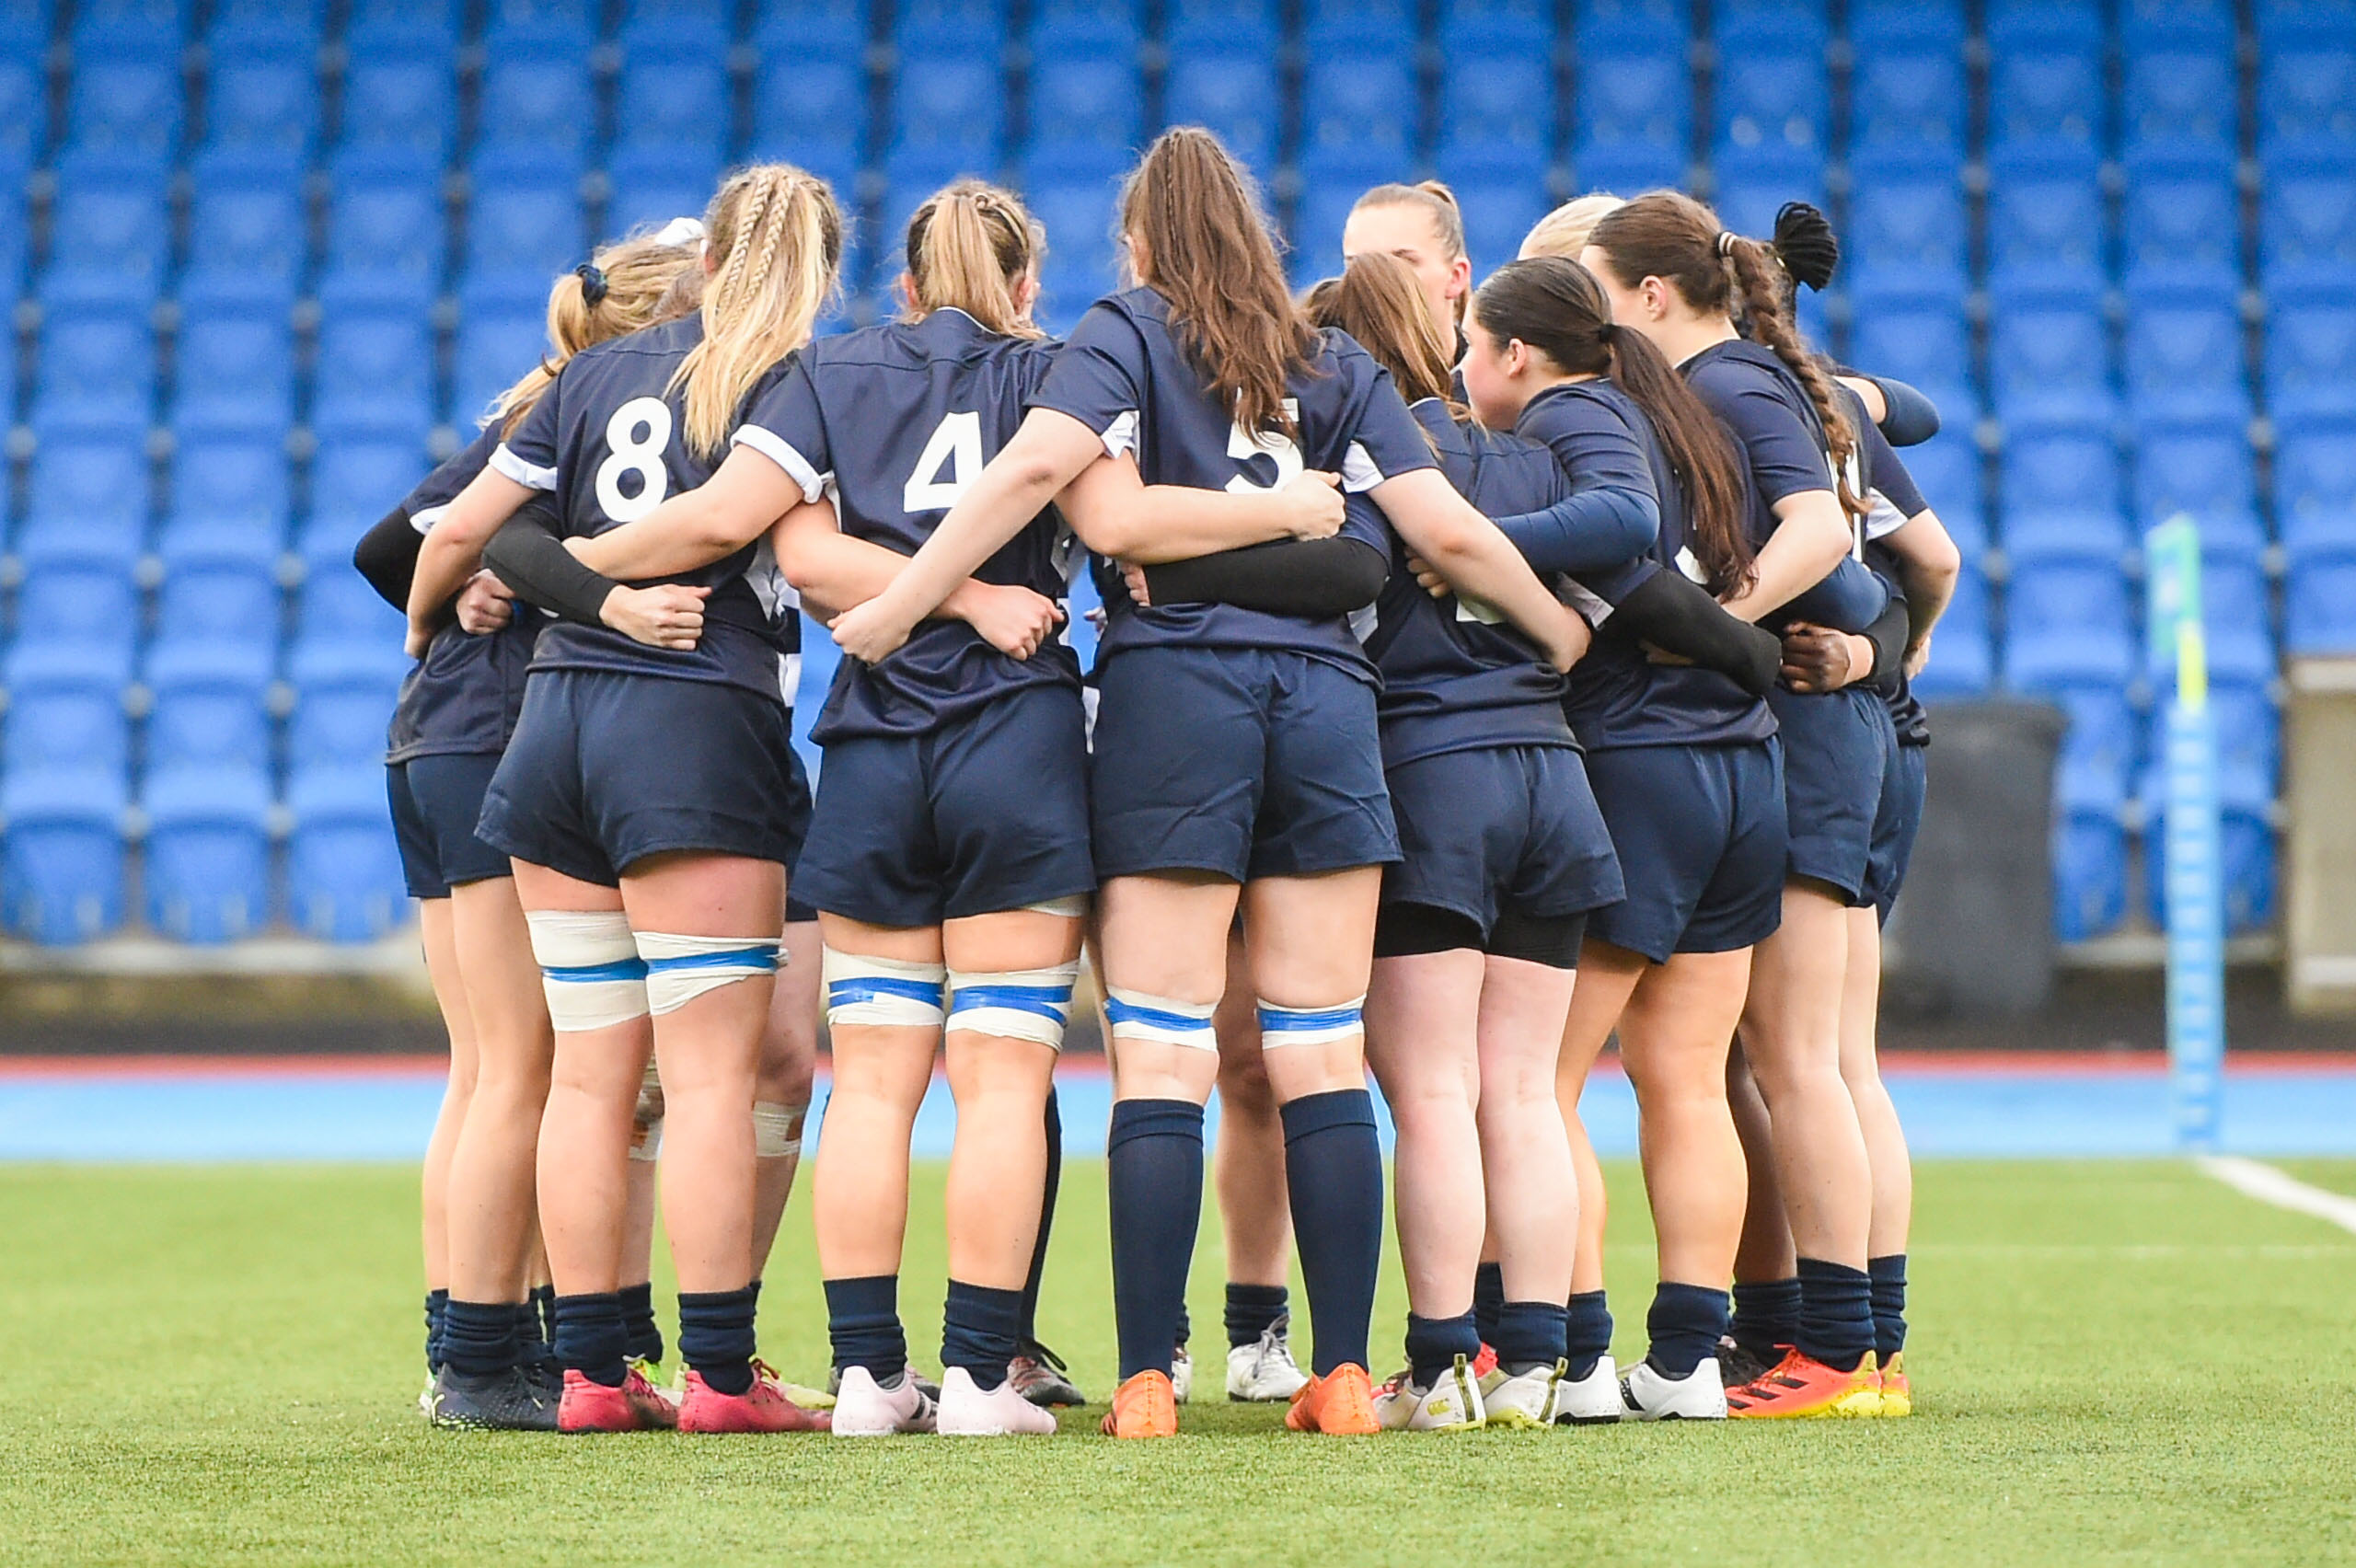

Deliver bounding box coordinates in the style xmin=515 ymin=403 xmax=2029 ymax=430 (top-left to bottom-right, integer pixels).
xmin=903 ymin=179 xmax=1045 ymax=339
xmin=1587 ymin=190 xmax=1868 ymax=520
xmin=1300 ymin=252 xmax=1462 ymax=417
xmin=489 ymin=231 xmax=705 ymax=437
xmin=1471 ymin=256 xmax=1756 ymax=596
xmin=1120 ymin=127 xmax=1318 ymax=442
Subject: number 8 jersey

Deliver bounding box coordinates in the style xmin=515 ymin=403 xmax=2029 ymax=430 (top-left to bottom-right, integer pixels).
xmin=493 ymin=315 xmax=800 ymax=702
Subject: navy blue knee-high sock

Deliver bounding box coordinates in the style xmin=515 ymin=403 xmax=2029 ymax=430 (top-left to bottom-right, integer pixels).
xmin=1730 ymin=1275 xmax=1801 ymax=1359
xmin=1794 ymin=1258 xmax=1875 ymax=1372
xmin=1405 ymin=1312 xmax=1481 ymax=1388
xmin=1565 ymin=1290 xmax=1613 ymax=1380
xmin=941 ymin=1280 xmax=1026 ymax=1391
xmin=1646 ymin=1283 xmax=1730 ymax=1380
xmin=442 ymin=1298 xmax=518 ymax=1378
xmin=618 ymin=1281 xmax=664 ymax=1364
xmin=824 ymin=1274 xmax=907 ymax=1379
xmin=1869 ymin=1254 xmax=1908 ymax=1361
xmin=1107 ymin=1099 xmax=1204 ymax=1380
xmin=1472 ymin=1262 xmax=1506 ymax=1346
xmin=677 ymin=1282 xmax=760 ymax=1396
xmin=1224 ymin=1283 xmax=1288 ymax=1349
xmin=424 ymin=1290 xmax=449 ymax=1373
xmin=1493 ymin=1301 xmax=1569 ymax=1375
xmin=1279 ymin=1089 xmax=1383 ymax=1378
xmin=553 ymin=1293 xmax=628 ymax=1388
xmin=1017 ymin=1087 xmax=1062 ymax=1349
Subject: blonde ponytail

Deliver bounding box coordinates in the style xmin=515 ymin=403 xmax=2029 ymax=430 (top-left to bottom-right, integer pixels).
xmin=671 ymin=163 xmax=846 ymax=457
xmin=902 ymin=179 xmax=1045 ymax=339
xmin=489 ymin=230 xmax=706 ymax=437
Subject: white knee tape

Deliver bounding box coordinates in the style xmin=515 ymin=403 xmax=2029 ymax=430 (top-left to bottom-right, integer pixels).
xmin=822 ymin=947 xmax=947 ymax=1029
xmin=1022 ymin=894 xmax=1089 ymax=918
xmin=1104 ymin=986 xmax=1218 ymax=1051
xmin=525 ymin=911 xmax=649 ymax=1033
xmin=946 ymin=962 xmax=1080 ymax=1049
xmin=753 ymin=1100 xmax=807 ymax=1159
xmin=1257 ymin=995 xmax=1366 ymax=1049
xmin=636 ymin=932 xmax=780 ymax=1016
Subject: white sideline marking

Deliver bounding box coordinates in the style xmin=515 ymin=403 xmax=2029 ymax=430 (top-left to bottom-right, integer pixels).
xmin=2196 ymin=1156 xmax=2356 ymax=1237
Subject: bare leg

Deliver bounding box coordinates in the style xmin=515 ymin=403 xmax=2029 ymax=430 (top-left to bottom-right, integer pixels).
xmin=810 ymin=916 xmax=941 ymax=1283
xmin=1214 ymin=929 xmax=1293 ymax=1289
xmin=1839 ymin=909 xmax=1911 ymax=1259
xmin=1364 ymin=948 xmax=1484 ymax=1320
xmin=418 ymin=898 xmax=476 ymax=1302
xmin=755 ymin=917 xmax=822 ymax=1275
xmin=442 ymin=875 xmax=554 ymax=1306
xmin=1555 ymin=940 xmax=1645 ymax=1297
xmin=1727 ymin=1044 xmax=1796 ymax=1284
xmin=1617 ymin=949 xmax=1752 ymax=1291
xmin=1472 ymin=955 xmax=1578 ymax=1309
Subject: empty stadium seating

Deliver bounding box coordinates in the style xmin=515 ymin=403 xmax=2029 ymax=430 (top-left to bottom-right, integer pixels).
xmin=1 ymin=0 xmax=2346 ymax=948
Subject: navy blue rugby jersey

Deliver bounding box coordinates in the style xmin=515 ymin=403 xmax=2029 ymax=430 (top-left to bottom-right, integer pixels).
xmin=1553 ymin=377 xmax=1779 ymax=753
xmin=1859 ymin=417 xmax=1932 ymax=748
xmin=1360 ymin=398 xmax=1576 ymax=768
xmin=387 ymin=425 xmax=541 ymax=765
xmin=494 ymin=316 xmax=800 ymax=703
xmin=734 ymin=308 xmax=1081 ymax=744
xmin=1027 ymin=286 xmax=1436 ymax=685
xmin=1507 ymin=379 xmax=1668 ymax=611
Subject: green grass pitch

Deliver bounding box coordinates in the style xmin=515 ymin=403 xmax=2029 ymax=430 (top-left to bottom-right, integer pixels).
xmin=5 ymin=1159 xmax=2353 ymax=1566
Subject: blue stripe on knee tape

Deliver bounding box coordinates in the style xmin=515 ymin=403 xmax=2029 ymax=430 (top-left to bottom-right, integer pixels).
xmin=946 ymin=966 xmax=1079 ymax=1048
xmin=634 ymin=934 xmax=780 ymax=1015
xmin=822 ymin=949 xmax=947 ymax=1028
xmin=1256 ymin=997 xmax=1366 ymax=1047
xmin=1104 ymin=988 xmax=1217 ymax=1050
xmin=525 ymin=910 xmax=649 ymax=1032
xmin=539 ymin=958 xmax=649 ymax=985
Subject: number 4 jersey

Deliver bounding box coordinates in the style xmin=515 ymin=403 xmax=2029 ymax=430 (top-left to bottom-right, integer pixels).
xmin=494 ymin=315 xmax=800 ymax=702
xmin=733 ymin=306 xmax=1082 ymax=745
xmin=1028 ymin=285 xmax=1438 ymax=686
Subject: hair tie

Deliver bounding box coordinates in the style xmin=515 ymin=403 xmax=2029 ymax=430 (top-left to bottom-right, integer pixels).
xmin=574 ymin=262 xmax=608 ymax=306
xmin=1715 ymin=230 xmax=1738 ymax=259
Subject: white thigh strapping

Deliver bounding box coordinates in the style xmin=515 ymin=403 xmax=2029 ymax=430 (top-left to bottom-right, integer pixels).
xmin=946 ymin=961 xmax=1080 ymax=1049
xmin=525 ymin=910 xmax=649 ymax=1033
xmin=821 ymin=948 xmax=948 ymax=1029
xmin=635 ymin=932 xmax=780 ymax=1016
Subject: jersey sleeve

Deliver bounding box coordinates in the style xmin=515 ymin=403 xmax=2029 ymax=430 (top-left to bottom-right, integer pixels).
xmin=1858 ymin=416 xmax=1928 ymax=533
xmin=1338 ymin=359 xmax=1440 ymax=493
xmin=490 ymin=372 xmax=563 ymax=491
xmin=731 ymin=352 xmax=833 ymax=504
xmin=1029 ymin=303 xmax=1149 ymax=457
xmin=1696 ymin=363 xmax=1832 ymax=506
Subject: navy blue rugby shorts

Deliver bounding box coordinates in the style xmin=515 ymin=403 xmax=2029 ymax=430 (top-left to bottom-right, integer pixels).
xmin=387 ymin=753 xmax=512 ymax=900
xmin=1381 ymin=744 xmax=1624 ymax=933
xmin=477 ymin=669 xmax=811 ymax=885
xmin=1864 ymin=736 xmax=1928 ymax=924
xmin=1089 ymin=646 xmax=1400 ymax=883
xmin=795 ymin=683 xmax=1093 ymax=928
xmin=1584 ymin=737 xmax=1786 ymax=963
xmin=1768 ymin=686 xmax=1892 ymax=905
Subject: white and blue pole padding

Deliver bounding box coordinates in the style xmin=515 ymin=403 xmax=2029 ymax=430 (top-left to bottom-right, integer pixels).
xmin=2147 ymin=514 xmax=2225 ymax=1152
xmin=1103 ymin=987 xmax=1218 ymax=1051
xmin=1256 ymin=997 xmax=1367 ymax=1049
xmin=947 ymin=963 xmax=1081 ymax=1049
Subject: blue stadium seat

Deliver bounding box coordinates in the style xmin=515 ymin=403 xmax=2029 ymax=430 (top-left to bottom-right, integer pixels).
xmin=1022 ymin=166 xmax=1121 ymax=328
xmin=2120 ymin=144 xmax=2242 ymax=296
xmin=33 ymin=300 xmax=156 ymax=428
xmin=1907 ymin=563 xmax=1992 ymax=698
xmin=1848 ymin=27 xmax=1966 ymax=153
xmin=45 ymin=151 xmax=172 ymax=301
xmin=2044 ymin=679 xmax=2140 ymax=819
xmin=891 ymin=52 xmax=1005 ymax=159
xmin=146 ymin=560 xmax=284 ymax=687
xmin=1986 ymin=144 xmax=2108 ymax=295
xmin=1990 ymin=286 xmax=2116 ymax=428
xmin=286 ymin=668 xmax=399 ymax=775
xmin=453 ymin=280 xmax=549 ymax=429
xmin=2286 ymin=535 xmax=2356 ymax=651
xmin=1985 ymin=2 xmax=2105 ymax=151
xmin=1893 ymin=432 xmax=1985 ymax=552
xmin=1161 ymin=48 xmax=1280 ymax=173
xmin=2004 ymin=550 xmax=2137 ymax=690
xmin=0 ymin=49 xmax=43 ymax=163
xmin=286 ymin=767 xmax=406 ymax=941
xmin=1843 ymin=153 xmax=1967 ymax=296
xmin=203 ymin=41 xmax=318 ymax=155
xmin=300 ymin=436 xmax=431 ymax=567
xmin=290 ymin=575 xmax=408 ymax=681
xmin=324 ymin=148 xmax=445 ymax=289
xmin=6 ymin=564 xmax=140 ymax=689
xmin=2209 ymin=679 xmax=2282 ymax=799
xmin=2051 ymin=798 xmax=2129 ymax=940
xmin=1290 ymin=150 xmax=1408 ymax=283
xmin=1713 ymin=36 xmax=1825 ymax=159
xmin=2274 ymin=413 xmax=2356 ymax=553
xmin=1027 ymin=0 xmax=1138 ymax=60
xmin=1449 ymin=174 xmax=1552 ymax=278
xmin=613 ymin=29 xmax=733 ymax=167
xmin=204 ymin=0 xmax=325 ymax=52
xmin=748 ymin=0 xmax=868 ymax=63
xmin=2121 ymin=293 xmax=2250 ymax=427
xmin=476 ymin=33 xmax=595 ymax=159
xmin=465 ymin=151 xmax=588 ymax=291
xmin=2131 ymin=420 xmax=2261 ymax=551
xmin=1303 ymin=0 xmax=1413 ymax=54
xmin=2148 ymin=546 xmax=2274 ymax=685
xmin=2123 ymin=0 xmax=2235 ymax=49
xmin=892 ymin=0 xmax=1004 ymax=58
xmin=173 ymin=300 xmax=295 ymax=434
xmin=1438 ymin=52 xmax=1554 ymax=166
xmin=72 ymin=0 xmax=186 ymax=50
xmin=1573 ymin=45 xmax=1688 ymax=163
xmin=5 ymin=682 xmax=129 ymax=778
xmin=183 ymin=149 xmax=307 ymax=302
xmin=1708 ymin=144 xmax=1824 ymax=249
xmin=2003 ymin=418 xmax=2126 ymax=541
xmin=22 ymin=424 xmax=148 ymax=566
xmin=1 ymin=769 xmax=129 ymax=945
xmin=309 ymin=298 xmax=436 ymax=440
xmin=162 ymin=431 xmax=290 ymax=562
xmin=344 ymin=0 xmax=462 ymax=55
xmin=2266 ymin=282 xmax=2356 ymax=421
xmin=2259 ymin=35 xmax=2356 ymax=154
xmin=1438 ymin=0 xmax=1551 ymax=59
xmin=2122 ymin=30 xmax=2237 ymax=153
xmin=144 ymin=667 xmax=273 ymax=776
xmin=1166 ymin=0 xmax=1277 ymax=59
xmin=65 ymin=49 xmax=181 ymax=157
xmin=601 ymin=144 xmax=722 ymax=245
xmin=1299 ymin=49 xmax=1416 ymax=164
xmin=2260 ymin=149 xmax=2356 ymax=291
xmin=1029 ymin=53 xmax=1143 ymax=156
xmin=1846 ymin=296 xmax=1974 ymax=426
xmin=748 ymin=51 xmax=865 ymax=179
xmin=142 ymin=766 xmax=274 ymax=943
xmin=336 ymin=48 xmax=456 ymax=160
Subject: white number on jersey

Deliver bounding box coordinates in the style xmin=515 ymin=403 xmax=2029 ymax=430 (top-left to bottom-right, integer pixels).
xmin=595 ymin=397 xmax=674 ymax=523
xmin=1225 ymin=398 xmax=1305 ymax=494
xmin=903 ymin=410 xmax=986 ymax=513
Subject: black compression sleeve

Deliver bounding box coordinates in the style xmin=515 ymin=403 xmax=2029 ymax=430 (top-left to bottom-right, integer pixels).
xmin=480 ymin=500 xmax=621 ymax=628
xmin=1607 ymin=570 xmax=1783 ymax=698
xmin=1139 ymin=536 xmax=1389 ymax=618
xmin=352 ymin=505 xmax=424 ymax=611
xmin=1859 ymin=590 xmax=1911 ymax=693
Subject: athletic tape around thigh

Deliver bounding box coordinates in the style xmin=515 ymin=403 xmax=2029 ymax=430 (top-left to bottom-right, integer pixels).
xmin=821 ymin=947 xmax=947 ymax=1028
xmin=1256 ymin=995 xmax=1367 ymax=1049
xmin=946 ymin=962 xmax=1080 ymax=1049
xmin=1103 ymin=986 xmax=1218 ymax=1051
xmin=753 ymin=1100 xmax=806 ymax=1159
xmin=634 ymin=932 xmax=780 ymax=1016
xmin=525 ymin=910 xmax=648 ymax=1032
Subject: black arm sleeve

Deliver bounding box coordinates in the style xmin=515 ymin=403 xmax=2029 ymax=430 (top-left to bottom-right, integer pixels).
xmin=1858 ymin=588 xmax=1911 ymax=694
xmin=1865 ymin=375 xmax=1941 ymax=446
xmin=1607 ymin=570 xmax=1784 ymax=698
xmin=1139 ymin=536 xmax=1390 ymax=619
xmin=351 ymin=505 xmax=424 ymax=611
xmin=479 ymin=500 xmax=622 ymax=629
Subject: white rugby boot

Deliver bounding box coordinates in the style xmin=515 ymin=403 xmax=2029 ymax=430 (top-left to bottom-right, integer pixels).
xmin=1620 ymin=1355 xmax=1728 ymax=1421
xmin=1483 ymin=1360 xmax=1565 ymax=1428
xmin=936 ymin=1366 xmax=1058 ymax=1435
xmin=1226 ymin=1315 xmax=1311 ymax=1402
xmin=830 ymin=1366 xmax=938 ymax=1436
xmin=1170 ymin=1343 xmax=1195 ymax=1404
xmin=1372 ymin=1355 xmax=1487 ymax=1433
xmin=1553 ymin=1354 xmax=1625 ymax=1424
